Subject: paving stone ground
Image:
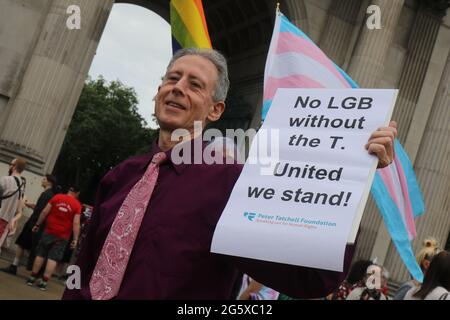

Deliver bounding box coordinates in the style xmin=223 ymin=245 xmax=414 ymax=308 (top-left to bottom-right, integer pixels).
xmin=0 ymin=252 xmax=65 ymax=300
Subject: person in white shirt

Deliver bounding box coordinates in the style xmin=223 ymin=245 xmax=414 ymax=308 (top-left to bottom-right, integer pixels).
xmin=346 ymin=263 xmax=389 ymax=300
xmin=404 ymin=250 xmax=450 ymax=300
xmin=394 ymin=237 xmax=441 ymax=300
xmin=0 ymin=158 xmax=26 ymax=247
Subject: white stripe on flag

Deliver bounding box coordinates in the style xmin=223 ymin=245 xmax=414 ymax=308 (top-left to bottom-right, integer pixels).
xmin=268 ymin=52 xmax=349 ymax=89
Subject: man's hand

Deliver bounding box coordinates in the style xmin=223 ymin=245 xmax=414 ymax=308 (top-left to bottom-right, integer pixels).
xmin=8 ymin=221 xmax=16 ymax=232
xmin=32 ymin=225 xmax=39 ymax=233
xmin=25 ymin=201 xmax=36 ymax=209
xmin=365 ymin=121 xmax=397 ymax=168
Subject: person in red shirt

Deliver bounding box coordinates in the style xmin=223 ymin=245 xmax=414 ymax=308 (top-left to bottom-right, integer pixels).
xmin=27 ymin=186 xmax=82 ymax=291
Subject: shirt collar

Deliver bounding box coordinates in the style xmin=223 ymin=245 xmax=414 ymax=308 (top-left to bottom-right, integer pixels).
xmin=148 ymin=136 xmax=208 ymax=175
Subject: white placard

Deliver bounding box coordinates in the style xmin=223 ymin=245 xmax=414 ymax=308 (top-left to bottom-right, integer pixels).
xmin=211 ymin=88 xmax=398 ymax=272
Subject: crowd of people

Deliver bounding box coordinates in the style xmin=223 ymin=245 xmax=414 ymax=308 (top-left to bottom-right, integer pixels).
xmin=1 ymin=155 xmax=447 ymax=299
xmin=234 ymin=238 xmax=449 ymax=300
xmin=0 ymin=158 xmax=91 ymax=291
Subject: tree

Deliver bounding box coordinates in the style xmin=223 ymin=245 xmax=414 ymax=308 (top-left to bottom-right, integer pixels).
xmin=53 ymin=77 xmax=158 ymax=204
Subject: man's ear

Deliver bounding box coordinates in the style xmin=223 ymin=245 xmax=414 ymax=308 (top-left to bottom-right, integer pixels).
xmin=153 ymin=86 xmax=162 ymax=101
xmin=207 ymin=101 xmax=225 ymax=122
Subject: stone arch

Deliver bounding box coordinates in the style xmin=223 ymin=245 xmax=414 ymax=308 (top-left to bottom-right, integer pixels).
xmin=115 ymin=0 xmax=169 ymax=21
xmin=120 ymin=0 xmax=279 ymax=131
xmin=111 ymin=0 xmax=310 ymax=131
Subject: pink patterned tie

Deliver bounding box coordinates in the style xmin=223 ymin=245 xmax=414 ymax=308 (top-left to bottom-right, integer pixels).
xmin=89 ymin=152 xmax=166 ymax=300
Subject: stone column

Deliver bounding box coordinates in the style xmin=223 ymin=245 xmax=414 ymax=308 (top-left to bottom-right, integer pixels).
xmin=369 ymin=4 xmax=450 ymax=280
xmin=392 ymin=7 xmax=443 ymax=143
xmin=348 ymin=0 xmax=405 ymax=87
xmin=350 ymin=0 xmax=405 ymax=263
xmin=318 ymin=0 xmax=363 ymax=66
xmin=402 ymin=2 xmax=450 ymax=159
xmin=0 ymin=0 xmax=114 ymax=174
xmin=0 ymin=0 xmax=53 ymax=150
xmin=385 ymin=49 xmax=450 ymax=282
xmin=383 ymin=6 xmax=450 ymax=283
xmin=283 ymin=0 xmax=309 ymax=33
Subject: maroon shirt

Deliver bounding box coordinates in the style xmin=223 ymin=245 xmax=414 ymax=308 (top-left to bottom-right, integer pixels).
xmin=63 ymin=141 xmax=354 ymax=300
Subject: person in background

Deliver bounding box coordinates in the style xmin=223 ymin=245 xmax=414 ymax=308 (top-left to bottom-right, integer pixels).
xmin=75 ymin=204 xmax=93 ymax=259
xmin=381 ymin=267 xmax=390 ymax=297
xmin=404 ymin=250 xmax=450 ymax=300
xmin=1 ymin=175 xmax=57 ymax=275
xmin=26 ymin=186 xmax=81 ymax=291
xmin=237 ymin=274 xmax=279 ymax=300
xmin=393 ymin=237 xmax=441 ymax=300
xmin=0 ymin=177 xmax=26 ymax=254
xmin=0 ymin=158 xmax=26 ymax=250
xmin=327 ymin=259 xmax=373 ymax=300
xmin=346 ymin=263 xmax=389 ymax=300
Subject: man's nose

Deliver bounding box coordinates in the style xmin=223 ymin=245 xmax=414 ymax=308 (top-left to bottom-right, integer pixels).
xmin=172 ymin=77 xmax=188 ymax=96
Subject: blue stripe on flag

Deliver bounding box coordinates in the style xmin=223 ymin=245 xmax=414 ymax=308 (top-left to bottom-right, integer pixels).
xmin=280 ymin=15 xmax=314 ymax=43
xmin=394 ymin=140 xmax=425 ymax=218
xmin=335 ymin=64 xmax=359 ymax=88
xmin=371 ymin=173 xmax=424 ymax=282
xmin=262 ymin=100 xmax=272 ymax=121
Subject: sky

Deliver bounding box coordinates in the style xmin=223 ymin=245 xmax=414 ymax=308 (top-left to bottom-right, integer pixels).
xmin=88 ymin=4 xmax=172 ymax=128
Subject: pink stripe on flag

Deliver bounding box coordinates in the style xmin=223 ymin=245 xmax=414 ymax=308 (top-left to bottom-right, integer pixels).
xmin=394 ymin=156 xmax=417 ymax=238
xmin=379 ymin=167 xmax=401 ymax=211
xmin=276 ymin=32 xmax=351 ymax=88
xmin=264 ymin=75 xmax=325 ymax=100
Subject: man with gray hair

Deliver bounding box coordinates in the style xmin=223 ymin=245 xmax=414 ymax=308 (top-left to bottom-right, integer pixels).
xmin=63 ymin=48 xmax=397 ymax=300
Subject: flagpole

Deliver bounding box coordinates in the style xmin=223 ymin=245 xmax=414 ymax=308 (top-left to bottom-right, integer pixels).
xmin=276 ymin=2 xmax=281 ymax=16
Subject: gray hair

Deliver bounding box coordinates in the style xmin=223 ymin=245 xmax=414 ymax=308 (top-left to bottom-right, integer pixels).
xmin=165 ymin=48 xmax=230 ymax=102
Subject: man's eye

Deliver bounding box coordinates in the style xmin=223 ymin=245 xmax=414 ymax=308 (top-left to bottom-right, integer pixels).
xmin=191 ymin=82 xmax=201 ymax=88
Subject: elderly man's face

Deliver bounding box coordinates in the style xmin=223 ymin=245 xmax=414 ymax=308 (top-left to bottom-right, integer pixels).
xmin=155 ymin=55 xmax=225 ymax=132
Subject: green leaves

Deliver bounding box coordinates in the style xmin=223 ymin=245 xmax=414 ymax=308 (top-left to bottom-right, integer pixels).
xmin=54 ymin=76 xmax=158 ymax=204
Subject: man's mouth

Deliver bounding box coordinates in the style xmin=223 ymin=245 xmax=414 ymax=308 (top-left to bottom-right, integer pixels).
xmin=166 ymin=101 xmax=186 ymax=110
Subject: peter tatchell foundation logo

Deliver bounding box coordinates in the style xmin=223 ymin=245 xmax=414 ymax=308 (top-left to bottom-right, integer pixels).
xmin=243 ymin=212 xmax=257 ymax=221
xmin=243 ymin=211 xmax=337 ymax=229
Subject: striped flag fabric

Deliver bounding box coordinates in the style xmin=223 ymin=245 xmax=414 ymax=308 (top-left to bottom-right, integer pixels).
xmin=263 ymin=11 xmax=426 ymax=282
xmin=170 ymin=0 xmax=212 ymax=54
xmin=371 ymin=140 xmax=425 ymax=282
xmin=262 ymin=13 xmax=352 ymax=121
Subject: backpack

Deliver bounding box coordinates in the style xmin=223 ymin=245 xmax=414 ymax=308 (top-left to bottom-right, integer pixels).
xmin=0 ymin=177 xmax=24 ymax=209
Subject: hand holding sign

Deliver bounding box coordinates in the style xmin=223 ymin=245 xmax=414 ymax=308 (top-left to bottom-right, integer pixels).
xmin=212 ymin=88 xmax=398 ymax=272
xmin=366 ymin=121 xmax=397 ymax=168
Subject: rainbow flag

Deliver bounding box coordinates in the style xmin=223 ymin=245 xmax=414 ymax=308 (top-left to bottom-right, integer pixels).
xmin=170 ymin=0 xmax=212 ymax=53
xmin=263 ymin=12 xmax=425 ymax=282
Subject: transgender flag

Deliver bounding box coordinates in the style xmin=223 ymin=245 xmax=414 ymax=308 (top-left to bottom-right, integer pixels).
xmin=170 ymin=0 xmax=212 ymax=54
xmin=262 ymin=14 xmax=351 ymax=120
xmin=263 ymin=12 xmax=425 ymax=282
